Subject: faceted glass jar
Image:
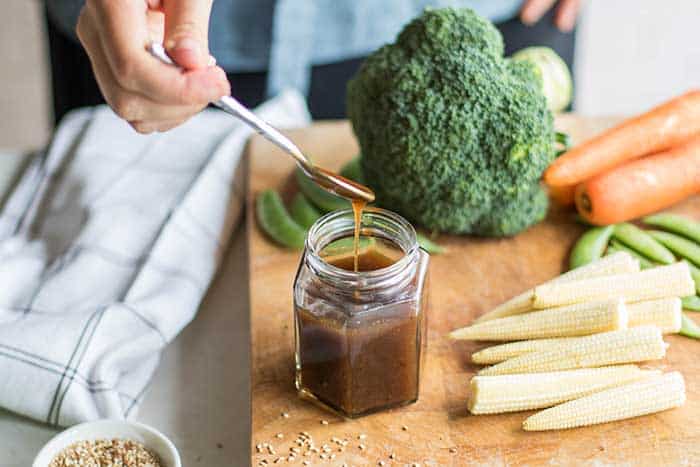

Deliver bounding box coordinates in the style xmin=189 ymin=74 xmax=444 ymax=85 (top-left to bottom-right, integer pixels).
xmin=293 ymin=208 xmax=429 ymax=418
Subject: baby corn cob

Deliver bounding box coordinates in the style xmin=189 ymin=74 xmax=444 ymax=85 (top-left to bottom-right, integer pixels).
xmin=627 ymin=297 xmax=682 ymax=333
xmin=472 ymin=337 xmax=581 ymax=364
xmin=478 ymin=326 xmax=666 ymax=376
xmin=451 ymin=299 xmax=626 ymax=341
xmin=532 ymin=262 xmax=695 ymax=309
xmin=474 ymin=252 xmax=639 ymax=323
xmin=468 ymin=365 xmax=657 ymax=414
xmin=523 ymin=372 xmax=686 ymax=431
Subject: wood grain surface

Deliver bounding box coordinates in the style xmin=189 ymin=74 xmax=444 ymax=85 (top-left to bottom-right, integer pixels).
xmin=247 ymin=115 xmax=700 ymax=466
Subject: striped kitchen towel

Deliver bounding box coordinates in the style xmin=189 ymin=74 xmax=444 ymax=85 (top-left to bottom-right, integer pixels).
xmin=0 ymin=90 xmax=310 ymax=426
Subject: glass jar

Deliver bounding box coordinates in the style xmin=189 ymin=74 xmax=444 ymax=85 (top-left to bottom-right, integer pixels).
xmin=293 ymin=207 xmax=429 ymax=418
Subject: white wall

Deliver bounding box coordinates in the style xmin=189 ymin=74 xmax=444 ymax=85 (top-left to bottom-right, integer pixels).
xmin=575 ymin=0 xmax=700 ymax=115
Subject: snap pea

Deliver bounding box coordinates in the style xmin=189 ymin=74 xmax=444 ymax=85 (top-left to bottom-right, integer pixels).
xmin=256 ymin=189 xmax=307 ymax=250
xmin=417 ymin=233 xmax=446 ymax=255
xmin=682 ymin=296 xmax=700 ymax=311
xmin=295 ymin=168 xmax=349 ymax=213
xmin=644 ymin=213 xmax=700 ymax=244
xmin=647 ymin=230 xmax=700 ymax=267
xmin=339 ymin=155 xmax=365 ymax=184
xmin=322 ymin=236 xmax=375 ymax=256
xmin=612 ymin=223 xmax=676 ymax=265
xmin=680 ymin=313 xmax=700 ymax=339
xmin=290 ymin=193 xmax=321 ymax=229
xmin=569 ymin=225 xmax=614 ymax=269
xmin=689 ymin=262 xmax=700 ymax=294
xmin=607 ymin=240 xmax=657 ymax=269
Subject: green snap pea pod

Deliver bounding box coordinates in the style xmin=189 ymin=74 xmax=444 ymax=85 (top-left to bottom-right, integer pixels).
xmin=612 ymin=223 xmax=676 ymax=265
xmin=295 ymin=168 xmax=349 ymax=213
xmin=643 ymin=213 xmax=700 ymax=244
xmin=607 ymin=240 xmax=657 ymax=269
xmin=682 ymin=296 xmax=700 ymax=311
xmin=290 ymin=193 xmax=321 ymax=229
xmin=417 ymin=233 xmax=446 ymax=255
xmin=339 ymin=155 xmax=365 ymax=184
xmin=689 ymin=262 xmax=700 ymax=294
xmin=680 ymin=313 xmax=700 ymax=339
xmin=322 ymin=236 xmax=375 ymax=256
xmin=569 ymin=225 xmax=615 ymax=269
xmin=647 ymin=230 xmax=700 ymax=267
xmin=256 ymin=189 xmax=307 ymax=250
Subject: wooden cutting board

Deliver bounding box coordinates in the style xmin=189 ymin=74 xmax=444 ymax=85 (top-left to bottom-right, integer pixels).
xmin=247 ymin=115 xmax=700 ymax=466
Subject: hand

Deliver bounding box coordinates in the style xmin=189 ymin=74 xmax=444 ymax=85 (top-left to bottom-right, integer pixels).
xmin=76 ymin=0 xmax=231 ymax=134
xmin=520 ymin=0 xmax=583 ymax=32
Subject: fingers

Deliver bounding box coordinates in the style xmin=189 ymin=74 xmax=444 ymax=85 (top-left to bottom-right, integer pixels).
xmin=78 ymin=0 xmax=229 ymax=129
xmin=520 ymin=0 xmax=558 ymax=25
xmin=162 ymin=0 xmax=214 ymax=69
xmin=555 ymin=0 xmax=583 ymax=32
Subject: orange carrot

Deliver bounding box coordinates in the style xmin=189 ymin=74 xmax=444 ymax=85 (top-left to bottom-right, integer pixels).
xmin=548 ymin=184 xmax=576 ymax=207
xmin=545 ymin=89 xmax=700 ymax=187
xmin=575 ymin=135 xmax=700 ymax=225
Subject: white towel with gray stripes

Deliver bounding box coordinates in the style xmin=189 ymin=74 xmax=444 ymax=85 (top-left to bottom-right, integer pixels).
xmin=0 ymin=90 xmax=310 ymax=426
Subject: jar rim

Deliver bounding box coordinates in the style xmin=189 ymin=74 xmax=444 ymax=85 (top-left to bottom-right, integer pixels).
xmin=305 ymin=207 xmax=419 ymax=289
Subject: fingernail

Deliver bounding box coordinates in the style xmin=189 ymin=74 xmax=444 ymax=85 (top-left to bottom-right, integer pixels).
xmin=208 ymin=54 xmax=217 ymax=67
xmin=173 ymin=38 xmax=200 ymax=56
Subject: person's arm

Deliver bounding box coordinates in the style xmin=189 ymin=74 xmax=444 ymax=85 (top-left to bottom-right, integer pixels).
xmin=75 ymin=0 xmax=230 ymax=133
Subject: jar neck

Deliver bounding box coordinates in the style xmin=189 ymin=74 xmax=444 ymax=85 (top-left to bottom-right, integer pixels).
xmin=305 ymin=208 xmax=419 ymax=296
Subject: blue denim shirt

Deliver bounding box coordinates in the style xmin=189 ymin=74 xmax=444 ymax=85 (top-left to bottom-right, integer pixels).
xmin=47 ymin=0 xmax=521 ymax=96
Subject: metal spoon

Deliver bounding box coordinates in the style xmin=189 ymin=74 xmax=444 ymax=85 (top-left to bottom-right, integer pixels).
xmin=148 ymin=42 xmax=375 ymax=204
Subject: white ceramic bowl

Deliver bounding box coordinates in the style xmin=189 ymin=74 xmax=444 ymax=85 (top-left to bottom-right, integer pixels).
xmin=33 ymin=419 xmax=181 ymax=467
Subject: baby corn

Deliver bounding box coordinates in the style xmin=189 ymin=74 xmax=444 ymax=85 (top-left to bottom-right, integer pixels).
xmin=478 ymin=326 xmax=666 ymax=376
xmin=532 ymin=262 xmax=695 ymax=309
xmin=468 ymin=365 xmax=656 ymax=414
xmin=523 ymin=372 xmax=686 ymax=431
xmin=472 ymin=337 xmax=581 ymax=364
xmin=474 ymin=252 xmax=639 ymax=323
xmin=451 ymin=300 xmax=626 ymax=341
xmin=628 ymin=297 xmax=682 ymax=333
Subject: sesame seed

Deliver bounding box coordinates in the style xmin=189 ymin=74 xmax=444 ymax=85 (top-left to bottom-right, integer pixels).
xmin=303 ymin=462 xmax=310 ymax=466
xmin=358 ymin=433 xmax=367 ymax=440
xmin=390 ymin=453 xmax=396 ymax=459
xmin=378 ymin=462 xmax=386 ymax=466
xmin=291 ymin=448 xmax=300 ymax=454
xmin=402 ymin=425 xmax=408 ymax=431
xmin=359 ymin=444 xmax=366 ymax=450
xmin=321 ymin=420 xmax=329 ymax=425
xmin=330 ymin=454 xmax=336 ymax=459
xmin=282 ymin=412 xmax=290 ymax=418
xmin=450 ymin=447 xmax=457 ymax=454
xmin=276 ymin=433 xmax=284 ymax=439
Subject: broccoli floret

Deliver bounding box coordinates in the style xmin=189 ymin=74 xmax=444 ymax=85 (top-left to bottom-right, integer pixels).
xmin=346 ymin=7 xmax=555 ymax=236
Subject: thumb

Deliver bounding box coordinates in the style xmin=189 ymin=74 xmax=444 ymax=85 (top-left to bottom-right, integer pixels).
xmin=162 ymin=0 xmax=214 ymax=69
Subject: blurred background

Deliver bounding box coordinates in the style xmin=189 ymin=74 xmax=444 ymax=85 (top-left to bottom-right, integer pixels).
xmin=2 ymin=0 xmax=700 ymax=151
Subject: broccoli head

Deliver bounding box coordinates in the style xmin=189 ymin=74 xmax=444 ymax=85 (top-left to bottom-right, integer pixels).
xmin=346 ymin=7 xmax=555 ymax=236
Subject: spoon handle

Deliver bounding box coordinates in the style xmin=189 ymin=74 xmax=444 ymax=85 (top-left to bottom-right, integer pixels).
xmin=147 ymin=42 xmax=312 ymax=173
